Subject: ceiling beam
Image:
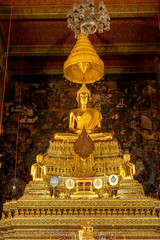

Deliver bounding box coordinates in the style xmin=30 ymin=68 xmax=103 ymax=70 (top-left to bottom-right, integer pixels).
xmin=12 ymin=66 xmax=154 ymax=75
xmin=8 ymin=43 xmax=160 ymax=56
xmin=0 ymin=3 xmax=158 ymax=20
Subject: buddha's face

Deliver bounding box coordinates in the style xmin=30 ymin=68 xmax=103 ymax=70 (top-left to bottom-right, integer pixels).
xmin=79 ymin=92 xmax=89 ymax=106
xmin=36 ymin=154 xmax=43 ymax=163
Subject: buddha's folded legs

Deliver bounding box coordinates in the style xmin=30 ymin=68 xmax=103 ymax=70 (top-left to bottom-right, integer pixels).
xmin=54 ymin=132 xmax=113 ymax=142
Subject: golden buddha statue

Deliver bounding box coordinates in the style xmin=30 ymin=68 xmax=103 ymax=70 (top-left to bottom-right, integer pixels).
xmin=54 ymin=84 xmax=112 ymax=142
xmin=31 ymin=154 xmax=46 ymax=181
xmin=119 ymin=152 xmax=135 ymax=180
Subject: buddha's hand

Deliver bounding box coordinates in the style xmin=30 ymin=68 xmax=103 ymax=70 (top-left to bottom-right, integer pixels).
xmin=77 ymin=129 xmax=82 ymax=134
xmin=77 ymin=129 xmax=92 ymax=134
xmin=87 ymin=129 xmax=92 ymax=133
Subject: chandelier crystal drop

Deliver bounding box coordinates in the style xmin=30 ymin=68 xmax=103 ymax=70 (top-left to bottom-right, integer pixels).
xmin=67 ymin=0 xmax=110 ymax=39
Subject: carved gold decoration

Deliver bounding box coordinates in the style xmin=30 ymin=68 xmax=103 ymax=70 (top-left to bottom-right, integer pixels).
xmin=14 ymin=209 xmax=18 ymax=216
xmin=68 ymin=209 xmax=72 ymax=216
xmin=74 ymin=208 xmax=78 ymax=216
xmin=91 ymin=208 xmax=95 ymax=216
xmin=25 ymin=208 xmax=29 ymax=216
xmin=72 ymin=153 xmax=95 ymax=178
xmin=36 ymin=208 xmax=40 ymax=216
xmin=85 ymin=209 xmax=89 ymax=216
xmin=74 ymin=127 xmax=95 ymax=159
xmin=102 ymin=208 xmax=106 ymax=216
xmin=146 ymin=208 xmax=151 ymax=216
xmin=52 ymin=208 xmax=56 ymax=216
xmin=1 ymin=212 xmax=5 ymax=220
xmin=96 ymin=209 xmax=101 ymax=216
xmin=63 ymin=209 xmax=67 ymax=216
xmin=30 ymin=209 xmax=34 ymax=216
xmin=57 ymin=209 xmax=61 ymax=216
xmin=80 ymin=209 xmax=84 ymax=216
xmin=135 ymin=208 xmax=139 ymax=216
xmin=129 ymin=208 xmax=134 ymax=216
xmin=113 ymin=208 xmax=117 ymax=216
xmin=118 ymin=209 xmax=123 ymax=216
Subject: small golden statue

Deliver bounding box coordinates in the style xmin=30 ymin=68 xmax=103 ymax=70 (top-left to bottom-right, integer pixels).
xmin=119 ymin=152 xmax=135 ymax=180
xmin=78 ymin=220 xmax=95 ymax=240
xmin=54 ymin=84 xmax=112 ymax=142
xmin=31 ymin=154 xmax=46 ymax=181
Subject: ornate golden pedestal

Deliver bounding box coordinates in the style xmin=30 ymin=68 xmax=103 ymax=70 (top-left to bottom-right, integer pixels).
xmin=22 ymin=180 xmax=52 ymax=200
xmin=0 ymin=196 xmax=160 ymax=240
xmin=117 ymin=180 xmax=145 ymax=199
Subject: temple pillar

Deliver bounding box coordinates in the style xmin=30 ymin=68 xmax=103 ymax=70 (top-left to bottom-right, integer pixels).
xmin=0 ymin=33 xmax=11 ymax=134
xmin=154 ymin=56 xmax=160 ymax=93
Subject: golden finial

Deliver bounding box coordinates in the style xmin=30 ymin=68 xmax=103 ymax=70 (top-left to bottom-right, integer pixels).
xmin=63 ymin=33 xmax=104 ymax=84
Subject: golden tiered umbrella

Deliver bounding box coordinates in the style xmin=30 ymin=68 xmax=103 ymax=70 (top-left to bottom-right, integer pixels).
xmin=63 ymin=33 xmax=104 ymax=84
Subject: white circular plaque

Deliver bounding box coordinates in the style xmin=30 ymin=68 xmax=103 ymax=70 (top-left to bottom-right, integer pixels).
xmin=93 ymin=178 xmax=103 ymax=189
xmin=65 ymin=178 xmax=75 ymax=190
xmin=109 ymin=175 xmax=119 ymax=186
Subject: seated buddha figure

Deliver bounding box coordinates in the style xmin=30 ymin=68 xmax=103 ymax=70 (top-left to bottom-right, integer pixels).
xmin=31 ymin=154 xmax=46 ymax=181
xmin=119 ymin=152 xmax=135 ymax=180
xmin=54 ymin=84 xmax=112 ymax=142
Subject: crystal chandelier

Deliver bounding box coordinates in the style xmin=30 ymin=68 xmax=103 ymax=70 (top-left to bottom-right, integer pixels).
xmin=67 ymin=0 xmax=110 ymax=39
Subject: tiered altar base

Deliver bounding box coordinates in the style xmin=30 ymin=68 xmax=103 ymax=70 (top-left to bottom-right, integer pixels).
xmin=0 ymin=195 xmax=160 ymax=240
